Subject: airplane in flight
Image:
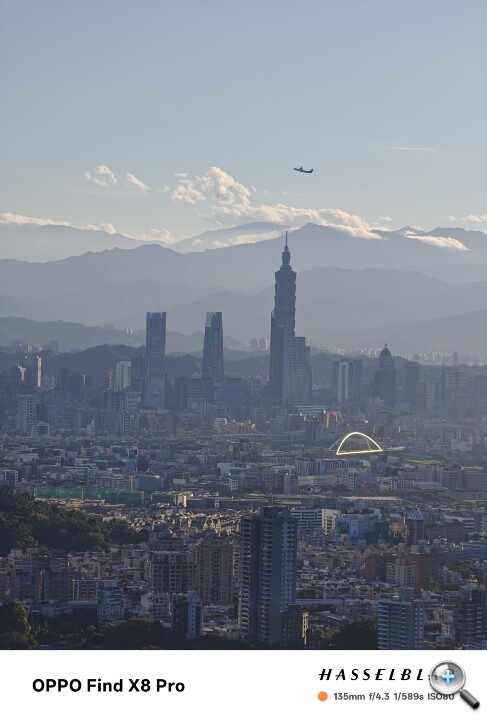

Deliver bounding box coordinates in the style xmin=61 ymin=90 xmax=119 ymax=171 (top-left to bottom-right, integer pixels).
xmin=293 ymin=166 xmax=313 ymax=173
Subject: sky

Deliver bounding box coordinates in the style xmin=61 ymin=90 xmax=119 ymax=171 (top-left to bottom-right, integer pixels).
xmin=1 ymin=0 xmax=486 ymax=247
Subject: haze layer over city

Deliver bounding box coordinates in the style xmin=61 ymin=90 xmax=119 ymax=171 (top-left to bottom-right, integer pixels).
xmin=1 ymin=2 xmax=486 ymax=651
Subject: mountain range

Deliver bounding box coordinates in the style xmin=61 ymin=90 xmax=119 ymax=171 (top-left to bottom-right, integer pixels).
xmin=1 ymin=221 xmax=487 ymax=358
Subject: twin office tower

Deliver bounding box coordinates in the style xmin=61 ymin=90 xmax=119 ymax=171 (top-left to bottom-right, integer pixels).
xmin=145 ymin=310 xmax=224 ymax=409
xmin=145 ymin=233 xmax=312 ymax=409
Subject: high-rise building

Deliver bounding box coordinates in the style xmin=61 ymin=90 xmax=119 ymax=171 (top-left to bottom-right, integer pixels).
xmin=440 ymin=366 xmax=468 ymax=420
xmin=145 ymin=312 xmax=166 ymax=409
xmin=201 ymin=311 xmax=224 ymax=401
xmin=150 ymin=551 xmax=196 ymax=595
xmin=239 ymin=506 xmax=297 ymax=645
xmin=171 ymin=591 xmax=203 ymax=637
xmin=55 ymin=367 xmax=70 ymax=391
xmin=16 ymin=395 xmax=37 ymax=435
xmin=374 ymin=345 xmax=396 ymax=407
xmin=377 ymin=590 xmax=424 ymax=649
xmin=406 ymin=545 xmax=446 ymax=594
xmin=385 ymin=558 xmax=415 ymax=589
xmin=97 ymin=580 xmax=125 ymax=628
xmin=269 ymin=233 xmax=296 ymax=405
xmin=196 ymin=536 xmax=235 ymax=605
xmin=403 ymin=361 xmax=421 ymax=408
xmin=333 ymin=358 xmax=363 ymax=404
xmin=454 ymin=587 xmax=487 ymax=646
xmin=282 ymin=336 xmax=312 ymax=406
xmin=406 ymin=508 xmax=425 ymax=545
xmin=269 ymin=233 xmax=311 ymax=406
xmin=114 ymin=360 xmax=132 ymax=391
xmin=24 ymin=356 xmax=42 ymax=389
xmin=281 ymin=604 xmax=309 ymax=648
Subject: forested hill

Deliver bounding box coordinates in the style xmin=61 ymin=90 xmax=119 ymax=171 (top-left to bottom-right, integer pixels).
xmin=0 ymin=487 xmax=146 ymax=555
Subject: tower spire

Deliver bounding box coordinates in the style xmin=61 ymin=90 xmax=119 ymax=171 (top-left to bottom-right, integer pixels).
xmin=282 ymin=231 xmax=291 ymax=268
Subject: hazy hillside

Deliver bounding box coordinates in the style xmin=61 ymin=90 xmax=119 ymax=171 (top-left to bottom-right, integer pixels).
xmin=0 ymin=220 xmax=289 ymax=261
xmin=361 ymin=308 xmax=487 ymax=357
xmin=0 ymin=224 xmax=142 ymax=262
xmin=172 ymin=222 xmax=289 ymax=252
xmin=0 ymin=223 xmax=479 ymax=299
xmin=2 ymin=222 xmax=487 ymax=356
xmin=0 ymin=317 xmax=141 ymax=351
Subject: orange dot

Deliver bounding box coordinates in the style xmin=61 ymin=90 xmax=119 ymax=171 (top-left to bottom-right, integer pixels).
xmin=318 ymin=692 xmax=328 ymax=702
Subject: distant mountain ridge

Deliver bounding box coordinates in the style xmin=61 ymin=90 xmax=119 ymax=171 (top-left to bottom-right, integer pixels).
xmin=0 ymin=317 xmax=245 ymax=354
xmin=0 ymin=220 xmax=289 ymax=261
xmin=2 ymin=222 xmax=487 ymax=358
xmin=0 ymin=223 xmax=142 ymax=262
xmin=0 ymin=222 xmax=483 ymax=298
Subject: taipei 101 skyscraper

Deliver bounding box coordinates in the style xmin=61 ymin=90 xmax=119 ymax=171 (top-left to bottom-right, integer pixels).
xmin=269 ymin=232 xmax=296 ymax=404
xmin=269 ymin=231 xmax=311 ymax=406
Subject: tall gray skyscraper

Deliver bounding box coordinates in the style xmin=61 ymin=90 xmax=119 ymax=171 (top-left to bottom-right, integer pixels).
xmin=239 ymin=506 xmax=297 ymax=645
xmin=16 ymin=395 xmax=37 ymax=435
xmin=282 ymin=336 xmax=311 ymax=406
xmin=333 ymin=358 xmax=363 ymax=404
xmin=145 ymin=312 xmax=166 ymax=409
xmin=269 ymin=233 xmax=296 ymax=404
xmin=201 ymin=311 xmax=224 ymax=401
xmin=374 ymin=345 xmax=396 ymax=408
xmin=269 ymin=233 xmax=311 ymax=406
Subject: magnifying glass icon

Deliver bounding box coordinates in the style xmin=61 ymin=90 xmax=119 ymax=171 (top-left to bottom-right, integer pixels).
xmin=429 ymin=661 xmax=480 ymax=709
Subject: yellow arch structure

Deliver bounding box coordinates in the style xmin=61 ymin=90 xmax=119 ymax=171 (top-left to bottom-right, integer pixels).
xmin=330 ymin=431 xmax=383 ymax=456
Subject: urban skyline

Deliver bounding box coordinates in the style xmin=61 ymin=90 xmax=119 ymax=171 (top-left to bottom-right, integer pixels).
xmin=2 ymin=228 xmax=487 ymax=651
xmin=1 ymin=1 xmax=487 ymax=654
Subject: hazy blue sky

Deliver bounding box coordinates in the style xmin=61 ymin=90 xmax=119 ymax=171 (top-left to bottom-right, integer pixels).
xmin=1 ymin=0 xmax=486 ymax=244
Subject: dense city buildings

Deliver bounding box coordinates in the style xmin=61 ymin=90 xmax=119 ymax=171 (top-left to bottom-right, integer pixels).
xmin=1 ymin=236 xmax=487 ymax=651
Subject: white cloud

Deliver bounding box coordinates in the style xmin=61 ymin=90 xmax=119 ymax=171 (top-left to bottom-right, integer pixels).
xmin=214 ymin=230 xmax=287 ymax=249
xmin=136 ymin=227 xmax=178 ymax=245
xmin=85 ymin=222 xmax=117 ymax=234
xmin=379 ymin=215 xmax=393 ymax=222
xmin=85 ymin=164 xmax=172 ymax=196
xmin=0 ymin=211 xmax=179 ymax=246
xmin=382 ymin=145 xmax=437 ymax=152
xmin=199 ymin=166 xmax=252 ymax=206
xmin=214 ymin=202 xmax=384 ymax=239
xmin=0 ymin=212 xmax=71 ymax=227
xmin=0 ymin=213 xmax=123 ymax=236
xmin=126 ymin=171 xmax=151 ymax=193
xmin=465 ymin=214 xmax=487 ymax=223
xmin=168 ymin=166 xmax=387 ymax=240
xmin=404 ymin=231 xmax=468 ymax=251
xmin=171 ymin=176 xmax=205 ymax=204
xmin=171 ymin=167 xmax=252 ymax=207
xmin=85 ymin=164 xmax=117 ymax=187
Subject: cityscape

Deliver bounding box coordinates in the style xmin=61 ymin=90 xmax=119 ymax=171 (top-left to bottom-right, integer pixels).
xmin=1 ymin=232 xmax=487 ymax=651
xmin=1 ymin=1 xmax=486 ymax=654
